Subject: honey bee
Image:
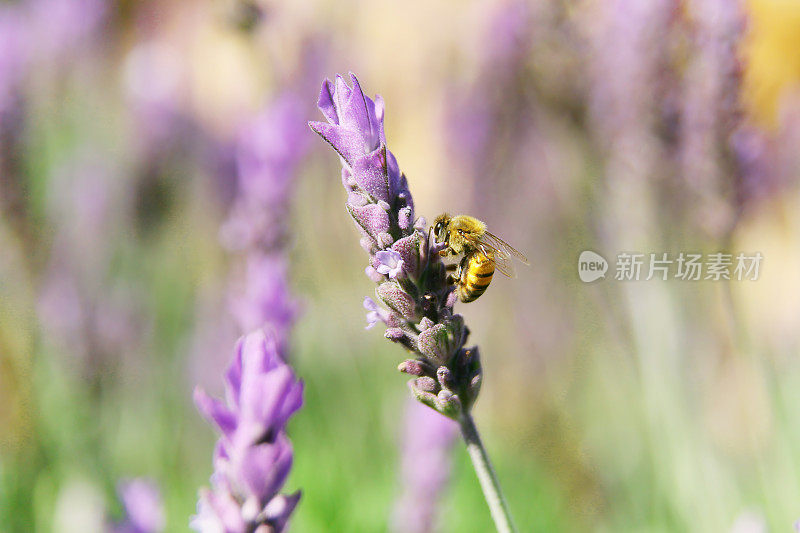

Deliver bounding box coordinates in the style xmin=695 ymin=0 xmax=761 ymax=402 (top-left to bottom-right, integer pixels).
xmin=432 ymin=213 xmax=529 ymax=303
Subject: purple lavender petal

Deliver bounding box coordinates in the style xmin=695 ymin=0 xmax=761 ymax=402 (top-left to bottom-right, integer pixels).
xmin=348 ymin=203 xmax=391 ymax=239
xmin=192 ymin=487 xmax=247 ymax=533
xmin=262 ymin=492 xmax=301 ymax=533
xmin=236 ymin=94 xmax=309 ymax=204
xmin=233 ymin=434 xmax=293 ymax=506
xmin=375 ymin=250 xmax=405 ymax=279
xmin=194 ymin=388 xmax=238 ymax=440
xmin=390 ymin=235 xmax=421 ymax=278
xmin=237 ymin=365 xmax=295 ymax=446
xmin=364 ymin=296 xmax=390 ymax=329
xmin=308 ymin=121 xmax=368 ymax=168
xmin=228 ymin=253 xmax=299 ymax=351
xmin=0 ymin=6 xmax=28 ymax=115
xmin=28 ymin=0 xmax=107 ymax=60
xmin=352 ymin=150 xmax=391 ymax=201
xmin=316 ymin=78 xmax=340 ymax=125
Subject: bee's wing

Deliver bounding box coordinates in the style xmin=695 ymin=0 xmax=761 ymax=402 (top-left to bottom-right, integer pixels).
xmin=481 ymin=231 xmax=530 ymax=265
xmin=477 ymin=241 xmax=517 ymax=278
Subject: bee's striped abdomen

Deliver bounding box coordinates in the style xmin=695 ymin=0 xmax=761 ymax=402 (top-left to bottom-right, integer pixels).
xmin=458 ymin=251 xmax=494 ymax=303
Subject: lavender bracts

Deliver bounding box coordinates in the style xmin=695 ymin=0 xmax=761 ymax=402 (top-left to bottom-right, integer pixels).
xmin=309 ymin=74 xmax=482 ymax=418
xmin=192 ymin=330 xmax=303 ymax=533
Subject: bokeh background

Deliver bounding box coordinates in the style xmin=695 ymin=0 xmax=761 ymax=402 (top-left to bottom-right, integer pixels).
xmin=2 ymin=0 xmax=800 ymax=531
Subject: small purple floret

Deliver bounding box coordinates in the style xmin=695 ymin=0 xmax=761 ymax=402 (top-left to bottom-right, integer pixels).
xmin=375 ymin=250 xmax=405 ymax=279
xmin=364 ymin=296 xmax=389 ymax=329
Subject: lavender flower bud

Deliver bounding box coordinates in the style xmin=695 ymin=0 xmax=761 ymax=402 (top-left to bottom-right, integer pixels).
xmin=436 ymin=366 xmax=455 ymax=391
xmin=409 ymin=384 xmax=440 ymax=411
xmin=415 ymin=376 xmax=438 ymax=393
xmin=384 ymin=327 xmax=406 ymax=341
xmin=436 ymin=389 xmax=462 ymax=418
xmin=390 ymin=234 xmax=421 ymax=279
xmin=347 ymin=203 xmax=391 ymax=239
xmin=376 ymin=282 xmax=418 ymax=321
xmin=365 ymin=265 xmax=384 ymax=283
xmin=417 ymin=316 xmax=466 ymax=365
xmin=352 ymin=151 xmax=391 ymax=201
xmin=398 ymin=359 xmax=425 ymax=376
xmin=418 ymin=317 xmax=435 ymax=331
xmin=397 ymin=206 xmax=413 ymax=230
xmin=376 ymin=232 xmax=395 ymax=248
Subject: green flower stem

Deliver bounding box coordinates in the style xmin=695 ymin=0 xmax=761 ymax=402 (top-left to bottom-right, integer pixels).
xmin=459 ymin=412 xmax=517 ymax=533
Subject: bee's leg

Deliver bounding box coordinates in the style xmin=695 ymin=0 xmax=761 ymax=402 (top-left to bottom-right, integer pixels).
xmin=445 ymin=262 xmax=458 ymax=284
xmin=449 ymin=257 xmax=470 ymax=286
xmin=438 ymin=231 xmax=452 ymax=257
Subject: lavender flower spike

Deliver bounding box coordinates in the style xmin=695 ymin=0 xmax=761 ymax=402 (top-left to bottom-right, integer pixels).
xmin=310 ymin=73 xmax=481 ymax=418
xmin=311 ymin=75 xmax=515 ymax=532
xmin=192 ymin=329 xmax=303 ymax=533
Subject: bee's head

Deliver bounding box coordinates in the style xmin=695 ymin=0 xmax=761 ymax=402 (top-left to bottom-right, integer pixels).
xmin=432 ymin=213 xmax=450 ymax=243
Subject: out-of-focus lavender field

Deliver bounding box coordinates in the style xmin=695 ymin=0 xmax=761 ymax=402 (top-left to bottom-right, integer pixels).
xmin=2 ymin=0 xmax=800 ymax=531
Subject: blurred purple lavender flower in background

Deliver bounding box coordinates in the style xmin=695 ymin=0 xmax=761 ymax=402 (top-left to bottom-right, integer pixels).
xmin=390 ymin=400 xmax=457 ymax=533
xmin=192 ymin=330 xmax=303 ymax=533
xmin=585 ymin=0 xmax=761 ymax=240
xmin=585 ymin=0 xmax=678 ymax=247
xmin=0 ymin=6 xmax=28 ymax=117
xmin=0 ymin=6 xmax=31 ymax=241
xmin=28 ymin=0 xmax=108 ymax=61
xmin=220 ymin=93 xmax=308 ymax=353
xmin=123 ymin=40 xmax=194 ymax=160
xmin=112 ymin=479 xmax=166 ymax=533
xmin=440 ymin=3 xmax=581 ymax=383
xmin=731 ymin=95 xmax=800 ymax=209
xmin=222 ymin=93 xmax=310 ymax=252
xmin=37 ymin=152 xmax=142 ymax=380
xmin=310 ymin=73 xmax=481 ymax=418
xmin=192 ymin=73 xmax=313 ymax=533
xmin=188 ymin=62 xmax=319 ymax=395
xmin=228 ymin=254 xmax=298 ymax=343
xmin=679 ymin=0 xmax=747 ymax=234
xmin=444 ymin=0 xmax=533 ymax=207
